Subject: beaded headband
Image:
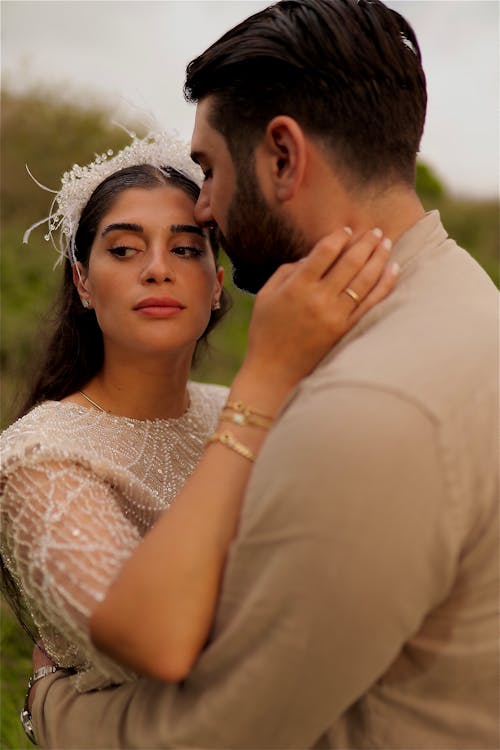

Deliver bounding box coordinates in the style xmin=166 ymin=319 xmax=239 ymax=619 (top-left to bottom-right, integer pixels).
xmin=23 ymin=128 xmax=203 ymax=268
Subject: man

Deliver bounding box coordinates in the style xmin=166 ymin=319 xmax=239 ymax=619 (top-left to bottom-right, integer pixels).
xmin=32 ymin=0 xmax=499 ymax=747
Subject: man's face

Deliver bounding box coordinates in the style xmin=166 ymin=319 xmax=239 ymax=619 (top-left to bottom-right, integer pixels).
xmin=191 ymin=98 xmax=307 ymax=293
xmin=222 ymin=163 xmax=307 ymax=293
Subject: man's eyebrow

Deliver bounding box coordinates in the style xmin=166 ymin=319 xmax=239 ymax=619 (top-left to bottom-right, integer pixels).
xmin=171 ymin=224 xmax=206 ymax=238
xmin=101 ymin=222 xmax=143 ymax=237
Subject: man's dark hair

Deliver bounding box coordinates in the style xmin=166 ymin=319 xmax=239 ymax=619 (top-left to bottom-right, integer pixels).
xmin=185 ymin=0 xmax=427 ymax=188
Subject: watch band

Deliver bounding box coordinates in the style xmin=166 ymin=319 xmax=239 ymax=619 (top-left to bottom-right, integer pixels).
xmin=20 ymin=665 xmax=64 ymax=745
xmin=29 ymin=665 xmax=61 ymax=688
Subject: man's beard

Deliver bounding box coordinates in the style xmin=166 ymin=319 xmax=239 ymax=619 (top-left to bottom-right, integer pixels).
xmin=218 ymin=164 xmax=309 ymax=294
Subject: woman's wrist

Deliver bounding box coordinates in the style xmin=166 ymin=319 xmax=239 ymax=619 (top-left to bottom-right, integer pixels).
xmin=206 ymin=386 xmax=282 ymax=469
xmin=229 ymin=363 xmax=297 ymax=419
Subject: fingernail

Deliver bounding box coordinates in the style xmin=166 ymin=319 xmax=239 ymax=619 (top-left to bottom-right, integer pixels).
xmin=382 ymin=237 xmax=392 ymax=251
xmin=344 ymin=226 xmax=353 ymax=235
xmin=391 ymin=262 xmax=400 ymax=276
xmin=373 ymin=227 xmax=383 ymax=238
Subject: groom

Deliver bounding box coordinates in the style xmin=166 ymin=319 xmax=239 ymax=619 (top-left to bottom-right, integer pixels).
xmin=33 ymin=0 xmax=499 ymax=747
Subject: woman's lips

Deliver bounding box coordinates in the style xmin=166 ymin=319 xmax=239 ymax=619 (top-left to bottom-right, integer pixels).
xmin=133 ymin=297 xmax=185 ymax=318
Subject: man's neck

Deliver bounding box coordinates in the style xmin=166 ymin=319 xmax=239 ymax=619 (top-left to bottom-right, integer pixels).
xmin=341 ymin=183 xmax=426 ymax=247
xmin=299 ymin=162 xmax=426 ymax=250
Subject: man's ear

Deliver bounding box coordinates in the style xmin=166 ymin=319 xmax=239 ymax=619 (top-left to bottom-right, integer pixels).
xmin=262 ymin=116 xmax=307 ymax=202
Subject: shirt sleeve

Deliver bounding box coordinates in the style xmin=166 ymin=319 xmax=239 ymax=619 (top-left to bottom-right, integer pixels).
xmin=1 ymin=459 xmax=141 ymax=680
xmin=32 ymin=385 xmax=458 ymax=749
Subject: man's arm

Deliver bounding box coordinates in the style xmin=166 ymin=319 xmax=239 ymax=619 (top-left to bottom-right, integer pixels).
xmin=33 ymin=384 xmax=456 ymax=749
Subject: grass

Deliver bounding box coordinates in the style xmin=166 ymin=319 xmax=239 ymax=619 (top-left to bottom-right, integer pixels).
xmin=1 ymin=604 xmax=32 ymax=750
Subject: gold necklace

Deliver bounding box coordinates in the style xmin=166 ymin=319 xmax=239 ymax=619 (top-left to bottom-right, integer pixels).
xmin=78 ymin=390 xmax=191 ymax=417
xmin=78 ymin=390 xmax=107 ymax=413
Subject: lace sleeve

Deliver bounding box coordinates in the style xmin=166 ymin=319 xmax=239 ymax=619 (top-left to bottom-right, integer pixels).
xmin=1 ymin=459 xmax=142 ymax=682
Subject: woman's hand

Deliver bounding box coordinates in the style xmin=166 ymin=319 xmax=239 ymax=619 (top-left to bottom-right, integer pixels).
xmin=235 ymin=227 xmax=398 ymax=409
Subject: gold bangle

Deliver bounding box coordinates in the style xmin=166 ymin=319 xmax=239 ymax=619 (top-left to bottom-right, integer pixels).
xmin=225 ymin=400 xmax=274 ymax=420
xmin=220 ymin=409 xmax=273 ymax=430
xmin=207 ymin=431 xmax=255 ymax=462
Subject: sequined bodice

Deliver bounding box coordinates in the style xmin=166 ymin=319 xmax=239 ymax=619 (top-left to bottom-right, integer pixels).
xmin=0 ymin=381 xmax=227 ymax=691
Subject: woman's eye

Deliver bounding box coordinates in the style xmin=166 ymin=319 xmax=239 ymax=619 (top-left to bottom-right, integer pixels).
xmin=108 ymin=246 xmax=139 ymax=259
xmin=172 ymin=246 xmax=204 ymax=258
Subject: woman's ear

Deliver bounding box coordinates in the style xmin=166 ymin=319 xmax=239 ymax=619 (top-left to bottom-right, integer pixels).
xmin=213 ymin=266 xmax=225 ymax=308
xmin=262 ymin=116 xmax=307 ymax=202
xmin=72 ymin=262 xmax=91 ymax=307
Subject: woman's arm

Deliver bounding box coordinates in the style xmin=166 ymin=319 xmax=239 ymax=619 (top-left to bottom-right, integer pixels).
xmin=89 ymin=227 xmax=398 ymax=681
xmin=1 ymin=459 xmax=142 ymax=684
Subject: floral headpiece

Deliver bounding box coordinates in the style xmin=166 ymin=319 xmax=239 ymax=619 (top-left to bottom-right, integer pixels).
xmin=23 ymin=127 xmax=203 ymax=268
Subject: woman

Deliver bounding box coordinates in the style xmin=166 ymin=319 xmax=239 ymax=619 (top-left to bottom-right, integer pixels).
xmin=1 ymin=130 xmax=397 ymax=706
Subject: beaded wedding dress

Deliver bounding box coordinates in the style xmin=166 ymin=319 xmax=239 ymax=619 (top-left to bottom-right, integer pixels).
xmin=0 ymin=381 xmax=227 ymax=691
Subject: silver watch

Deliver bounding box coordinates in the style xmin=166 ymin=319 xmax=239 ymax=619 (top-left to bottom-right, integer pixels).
xmin=20 ymin=665 xmax=62 ymax=745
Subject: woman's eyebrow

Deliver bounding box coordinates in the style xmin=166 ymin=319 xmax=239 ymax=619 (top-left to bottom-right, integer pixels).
xmin=101 ymin=223 xmax=205 ymax=238
xmin=101 ymin=222 xmax=143 ymax=237
xmin=170 ymin=224 xmax=205 ymax=238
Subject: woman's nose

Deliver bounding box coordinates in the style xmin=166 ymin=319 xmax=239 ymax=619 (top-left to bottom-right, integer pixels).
xmin=140 ymin=248 xmax=175 ymax=284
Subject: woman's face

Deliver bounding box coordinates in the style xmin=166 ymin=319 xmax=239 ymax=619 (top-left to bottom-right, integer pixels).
xmin=75 ymin=185 xmax=224 ymax=362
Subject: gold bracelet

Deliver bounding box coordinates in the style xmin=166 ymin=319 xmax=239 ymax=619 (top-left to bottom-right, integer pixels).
xmin=220 ymin=408 xmax=273 ymax=430
xmin=225 ymin=400 xmax=274 ymax=420
xmin=207 ymin=430 xmax=255 ymax=462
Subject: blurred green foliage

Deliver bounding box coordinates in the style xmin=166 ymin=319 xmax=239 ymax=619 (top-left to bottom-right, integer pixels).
xmin=1 ymin=602 xmax=32 ymax=750
xmin=416 ymin=161 xmax=445 ymax=201
xmin=0 ymin=88 xmax=498 ymax=747
xmin=415 ymin=163 xmax=499 ymax=287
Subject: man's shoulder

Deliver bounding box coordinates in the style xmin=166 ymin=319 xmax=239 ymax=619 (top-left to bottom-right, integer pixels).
xmin=305 ymin=233 xmax=498 ymax=422
xmin=255 ymin=243 xmax=498 ymax=524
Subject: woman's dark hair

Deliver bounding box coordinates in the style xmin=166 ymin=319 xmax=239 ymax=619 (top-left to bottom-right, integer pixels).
xmin=185 ymin=0 xmax=427 ymax=189
xmin=17 ymin=164 xmax=231 ymax=419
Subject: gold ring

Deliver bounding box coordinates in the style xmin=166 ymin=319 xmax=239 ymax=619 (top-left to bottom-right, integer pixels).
xmin=343 ymin=287 xmax=361 ymax=304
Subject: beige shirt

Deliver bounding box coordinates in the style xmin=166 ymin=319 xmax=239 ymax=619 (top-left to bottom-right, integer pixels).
xmin=33 ymin=212 xmax=499 ymax=749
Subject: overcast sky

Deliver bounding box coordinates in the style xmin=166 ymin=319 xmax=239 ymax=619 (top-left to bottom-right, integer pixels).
xmin=2 ymin=0 xmax=498 ymax=199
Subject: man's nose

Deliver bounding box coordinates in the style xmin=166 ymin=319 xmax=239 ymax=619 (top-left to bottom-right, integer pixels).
xmin=194 ymin=187 xmax=214 ymax=227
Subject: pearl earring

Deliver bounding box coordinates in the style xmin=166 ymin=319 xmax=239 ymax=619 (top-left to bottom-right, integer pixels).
xmin=212 ymin=301 xmax=221 ymax=311
xmin=81 ymin=298 xmax=90 ymax=309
